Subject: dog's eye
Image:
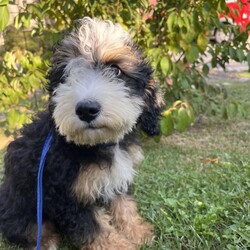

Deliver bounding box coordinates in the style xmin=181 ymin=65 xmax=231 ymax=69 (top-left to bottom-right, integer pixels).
xmin=110 ymin=64 xmax=122 ymax=77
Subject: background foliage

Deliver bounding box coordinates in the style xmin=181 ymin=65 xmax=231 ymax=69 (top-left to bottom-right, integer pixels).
xmin=0 ymin=0 xmax=250 ymax=136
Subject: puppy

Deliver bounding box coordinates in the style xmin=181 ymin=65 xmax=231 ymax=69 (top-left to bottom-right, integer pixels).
xmin=0 ymin=17 xmax=160 ymax=250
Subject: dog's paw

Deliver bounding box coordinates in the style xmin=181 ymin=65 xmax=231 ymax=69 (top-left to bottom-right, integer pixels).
xmin=80 ymin=208 xmax=136 ymax=250
xmin=26 ymin=242 xmax=59 ymax=250
xmin=125 ymin=219 xmax=154 ymax=246
xmin=82 ymin=231 xmax=135 ymax=250
xmin=25 ymin=222 xmax=60 ymax=250
xmin=110 ymin=196 xmax=154 ymax=246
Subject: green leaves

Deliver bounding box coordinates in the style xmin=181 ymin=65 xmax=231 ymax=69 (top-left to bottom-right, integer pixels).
xmin=247 ymin=52 xmax=250 ymax=70
xmin=176 ymin=103 xmax=194 ymax=133
xmin=6 ymin=109 xmax=30 ymax=134
xmin=186 ymin=45 xmax=199 ymax=63
xmin=160 ymin=101 xmax=195 ymax=137
xmin=0 ymin=0 xmax=9 ymax=5
xmin=0 ymin=0 xmax=9 ymax=31
xmin=223 ymin=102 xmax=246 ymax=119
xmin=160 ymin=57 xmax=171 ymax=76
xmin=0 ymin=48 xmax=48 ymax=135
xmin=167 ymin=12 xmax=177 ymax=33
xmin=202 ymin=64 xmax=210 ymax=76
xmin=160 ymin=111 xmax=174 ymax=136
xmin=176 ymin=106 xmax=193 ymax=133
xmin=236 ymin=49 xmax=245 ymax=62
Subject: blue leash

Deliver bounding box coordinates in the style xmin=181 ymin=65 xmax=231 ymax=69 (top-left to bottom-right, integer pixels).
xmin=36 ymin=131 xmax=53 ymax=250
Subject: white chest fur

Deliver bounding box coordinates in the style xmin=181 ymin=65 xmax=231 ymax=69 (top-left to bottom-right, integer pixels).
xmin=72 ymin=145 xmax=142 ymax=204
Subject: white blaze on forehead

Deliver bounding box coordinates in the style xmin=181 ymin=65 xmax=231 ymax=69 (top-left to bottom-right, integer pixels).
xmin=77 ymin=17 xmax=132 ymax=61
xmin=54 ymin=17 xmax=137 ymax=69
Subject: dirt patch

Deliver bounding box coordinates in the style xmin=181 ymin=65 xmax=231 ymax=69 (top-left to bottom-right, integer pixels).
xmin=161 ymin=114 xmax=250 ymax=157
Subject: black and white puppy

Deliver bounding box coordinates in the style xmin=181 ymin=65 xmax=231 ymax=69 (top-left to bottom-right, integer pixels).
xmin=0 ymin=17 xmax=160 ymax=250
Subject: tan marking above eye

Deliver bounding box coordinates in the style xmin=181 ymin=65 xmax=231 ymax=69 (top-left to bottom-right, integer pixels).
xmin=149 ymin=78 xmax=155 ymax=87
xmin=101 ymin=46 xmax=138 ymax=74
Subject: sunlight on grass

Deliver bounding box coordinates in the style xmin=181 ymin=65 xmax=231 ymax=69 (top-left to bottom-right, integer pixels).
xmin=236 ymin=71 xmax=250 ymax=78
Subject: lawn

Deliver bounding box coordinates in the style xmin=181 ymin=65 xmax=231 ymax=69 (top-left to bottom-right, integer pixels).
xmin=0 ymin=81 xmax=249 ymax=249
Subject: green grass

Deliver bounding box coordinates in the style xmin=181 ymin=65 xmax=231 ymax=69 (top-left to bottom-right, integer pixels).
xmin=0 ymin=81 xmax=249 ymax=249
xmin=135 ymin=81 xmax=250 ymax=249
xmin=136 ymin=130 xmax=249 ymax=249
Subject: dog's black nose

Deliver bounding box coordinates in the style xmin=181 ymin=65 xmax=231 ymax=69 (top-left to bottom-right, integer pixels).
xmin=75 ymin=101 xmax=101 ymax=123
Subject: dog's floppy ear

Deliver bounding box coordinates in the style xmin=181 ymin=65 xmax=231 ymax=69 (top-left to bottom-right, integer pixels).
xmin=139 ymin=79 xmax=162 ymax=136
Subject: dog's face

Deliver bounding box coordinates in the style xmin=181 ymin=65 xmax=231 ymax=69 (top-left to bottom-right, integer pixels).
xmin=48 ymin=17 xmax=160 ymax=146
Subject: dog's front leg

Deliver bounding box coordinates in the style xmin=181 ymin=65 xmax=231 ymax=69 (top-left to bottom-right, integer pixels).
xmin=110 ymin=195 xmax=154 ymax=247
xmin=83 ymin=208 xmax=135 ymax=250
xmin=52 ymin=200 xmax=134 ymax=250
xmin=51 ymin=200 xmax=100 ymax=248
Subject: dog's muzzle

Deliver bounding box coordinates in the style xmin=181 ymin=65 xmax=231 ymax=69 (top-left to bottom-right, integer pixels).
xmin=75 ymin=101 xmax=101 ymax=123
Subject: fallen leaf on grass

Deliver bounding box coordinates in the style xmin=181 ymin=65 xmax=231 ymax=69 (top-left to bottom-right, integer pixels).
xmin=200 ymin=157 xmax=219 ymax=164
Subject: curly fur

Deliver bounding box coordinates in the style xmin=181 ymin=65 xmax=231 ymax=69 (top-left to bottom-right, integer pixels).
xmin=0 ymin=17 xmax=160 ymax=249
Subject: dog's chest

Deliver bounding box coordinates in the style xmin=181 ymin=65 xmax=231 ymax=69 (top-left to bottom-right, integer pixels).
xmin=72 ymin=145 xmax=141 ymax=204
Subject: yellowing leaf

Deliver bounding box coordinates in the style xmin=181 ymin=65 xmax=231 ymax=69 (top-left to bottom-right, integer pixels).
xmin=197 ymin=33 xmax=208 ymax=52
xmin=201 ymin=158 xmax=219 ymax=164
xmin=162 ymin=110 xmax=171 ymax=117
xmin=173 ymin=100 xmax=182 ymax=107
